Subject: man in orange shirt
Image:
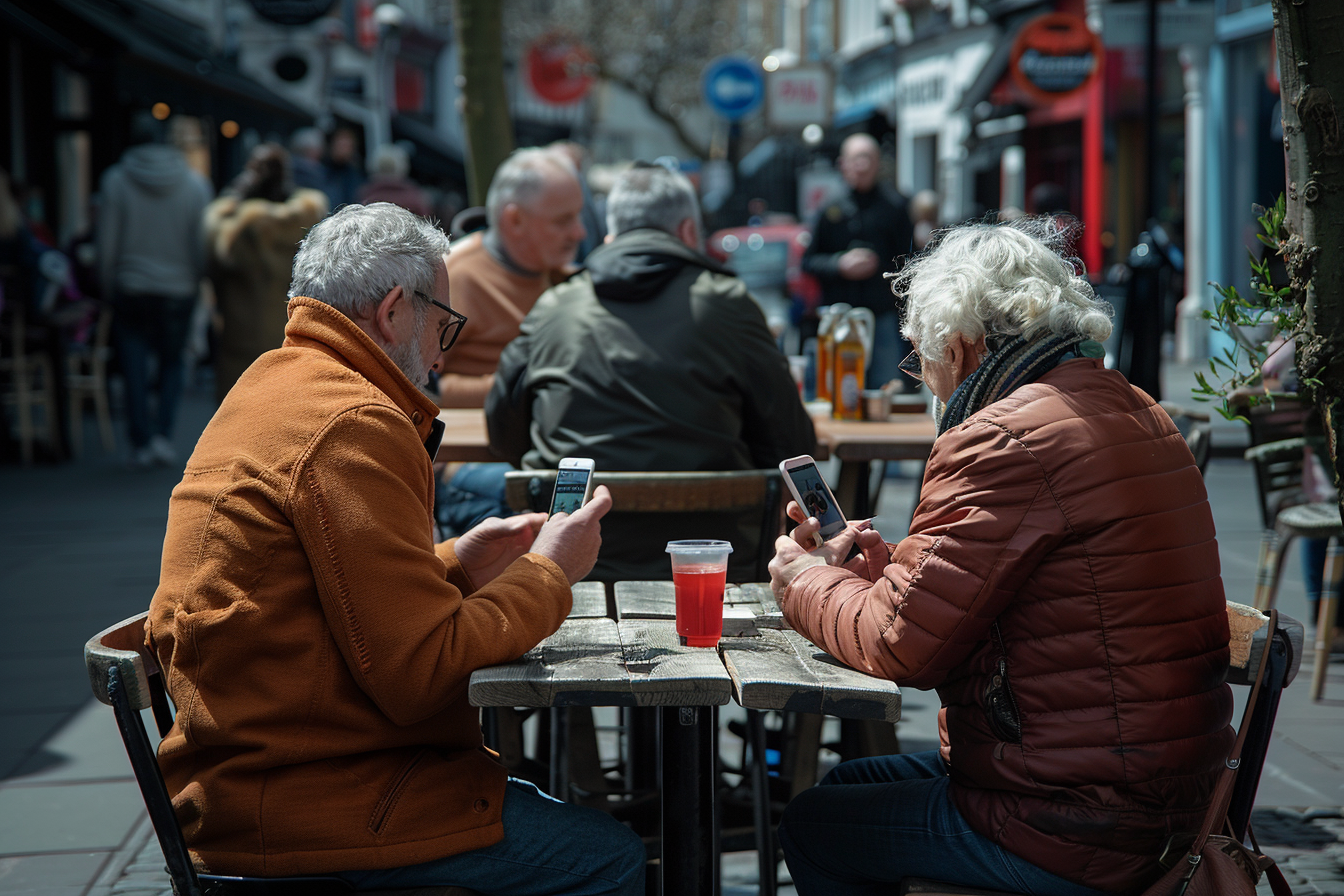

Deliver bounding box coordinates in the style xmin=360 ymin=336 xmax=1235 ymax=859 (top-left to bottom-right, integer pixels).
xmin=437 ymin=147 xmax=586 ymax=534
xmin=147 ymin=202 xmax=644 ymax=895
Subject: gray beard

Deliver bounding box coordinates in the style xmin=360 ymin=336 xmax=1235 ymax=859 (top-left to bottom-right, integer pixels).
xmin=386 ymin=309 xmax=429 ymax=387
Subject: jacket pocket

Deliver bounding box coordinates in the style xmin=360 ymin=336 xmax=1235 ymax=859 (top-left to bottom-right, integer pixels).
xmin=369 ymin=749 xmax=429 ymax=835
xmin=983 ymin=655 xmax=1022 ymax=744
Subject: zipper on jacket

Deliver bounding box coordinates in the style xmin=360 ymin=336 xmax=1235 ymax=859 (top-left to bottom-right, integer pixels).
xmin=983 ymin=623 xmax=1023 ymax=744
xmin=369 ymin=749 xmax=428 ymax=835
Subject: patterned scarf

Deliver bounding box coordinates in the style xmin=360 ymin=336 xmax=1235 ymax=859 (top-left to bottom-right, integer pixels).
xmin=935 ymin=333 xmax=1104 ymax=435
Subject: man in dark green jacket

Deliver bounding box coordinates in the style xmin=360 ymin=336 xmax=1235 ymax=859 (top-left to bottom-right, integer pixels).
xmin=486 ymin=163 xmax=817 ymax=582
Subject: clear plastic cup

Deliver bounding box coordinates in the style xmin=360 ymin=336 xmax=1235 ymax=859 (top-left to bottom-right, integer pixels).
xmin=665 ymin=540 xmax=734 ymax=647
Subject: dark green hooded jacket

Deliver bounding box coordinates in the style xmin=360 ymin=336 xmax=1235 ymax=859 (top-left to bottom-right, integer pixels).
xmin=487 ymin=227 xmax=816 ymax=581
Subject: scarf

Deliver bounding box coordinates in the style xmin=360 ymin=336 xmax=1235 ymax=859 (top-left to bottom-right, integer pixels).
xmin=935 ymin=333 xmax=1105 ymax=435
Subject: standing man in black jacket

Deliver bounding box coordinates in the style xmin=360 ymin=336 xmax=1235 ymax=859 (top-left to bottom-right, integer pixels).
xmin=803 ymin=133 xmax=915 ymax=387
xmin=487 ymin=163 xmax=816 ymax=582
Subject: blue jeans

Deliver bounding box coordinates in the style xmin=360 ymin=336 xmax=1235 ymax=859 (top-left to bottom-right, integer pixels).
xmin=437 ymin=462 xmax=515 ymax=536
xmin=778 ymin=751 xmax=1110 ymax=896
xmin=113 ymin=291 xmax=194 ymax=449
xmin=338 ymin=778 xmax=645 ymax=895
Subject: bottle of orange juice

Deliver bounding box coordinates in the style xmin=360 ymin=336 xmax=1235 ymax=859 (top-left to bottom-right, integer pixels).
xmin=831 ymin=311 xmax=866 ymax=420
xmin=815 ymin=303 xmax=850 ymax=404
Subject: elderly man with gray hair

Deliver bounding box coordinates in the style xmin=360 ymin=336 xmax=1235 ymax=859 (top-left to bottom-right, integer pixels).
xmin=145 ymin=202 xmax=645 ymax=895
xmin=487 ymin=162 xmax=816 ymax=582
xmin=435 ymin=146 xmax=587 ymax=536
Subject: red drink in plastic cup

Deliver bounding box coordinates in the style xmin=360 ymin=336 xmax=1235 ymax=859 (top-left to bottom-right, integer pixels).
xmin=666 ymin=540 xmax=734 ymax=648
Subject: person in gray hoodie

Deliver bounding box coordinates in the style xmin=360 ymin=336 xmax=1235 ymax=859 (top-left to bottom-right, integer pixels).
xmin=97 ymin=113 xmax=212 ymax=467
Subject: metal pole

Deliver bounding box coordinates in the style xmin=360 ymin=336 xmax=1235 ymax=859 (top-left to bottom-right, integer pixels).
xmin=659 ymin=705 xmax=719 ymax=896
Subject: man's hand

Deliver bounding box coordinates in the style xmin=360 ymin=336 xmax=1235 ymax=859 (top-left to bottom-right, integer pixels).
xmin=455 ymin=512 xmax=548 ymax=585
xmin=528 ymin=485 xmax=613 ymax=585
xmin=838 ymin=247 xmax=879 ymax=280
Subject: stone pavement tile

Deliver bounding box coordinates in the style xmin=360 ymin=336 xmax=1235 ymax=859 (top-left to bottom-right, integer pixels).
xmin=0 ymin=852 xmax=111 ymax=894
xmin=0 ymin=655 xmax=92 ymax=714
xmin=0 ymin=781 xmax=142 ymax=855
xmin=8 ymin=700 xmax=136 ymax=784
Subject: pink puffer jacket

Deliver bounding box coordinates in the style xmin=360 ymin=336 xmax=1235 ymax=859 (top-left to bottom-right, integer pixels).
xmin=780 ymin=359 xmax=1233 ymax=895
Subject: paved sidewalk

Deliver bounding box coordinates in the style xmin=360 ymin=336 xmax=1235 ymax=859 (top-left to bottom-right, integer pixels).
xmin=2 ymin=373 xmax=1342 ymax=896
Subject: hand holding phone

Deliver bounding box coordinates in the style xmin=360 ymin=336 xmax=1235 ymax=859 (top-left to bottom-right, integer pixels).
xmin=778 ymin=455 xmax=847 ymax=545
xmin=550 ymin=457 xmax=596 ymax=516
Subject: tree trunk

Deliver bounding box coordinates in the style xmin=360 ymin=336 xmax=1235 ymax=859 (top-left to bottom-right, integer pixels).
xmin=454 ymin=0 xmax=514 ymax=207
xmin=1272 ymin=0 xmax=1344 ymax=501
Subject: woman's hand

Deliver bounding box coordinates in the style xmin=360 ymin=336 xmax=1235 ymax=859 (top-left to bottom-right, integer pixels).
xmin=769 ymin=511 xmax=887 ymax=598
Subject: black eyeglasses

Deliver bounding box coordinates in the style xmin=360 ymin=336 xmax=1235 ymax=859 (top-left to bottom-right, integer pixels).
xmin=898 ymin=349 xmax=923 ymax=381
xmin=415 ymin=291 xmax=467 ymax=353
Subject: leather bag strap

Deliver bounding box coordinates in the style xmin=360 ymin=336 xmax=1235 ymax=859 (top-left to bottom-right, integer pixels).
xmin=1190 ymin=609 xmax=1279 ymax=855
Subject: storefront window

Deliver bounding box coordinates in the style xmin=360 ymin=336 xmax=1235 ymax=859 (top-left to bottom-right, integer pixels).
xmin=1219 ymin=35 xmax=1281 ymax=304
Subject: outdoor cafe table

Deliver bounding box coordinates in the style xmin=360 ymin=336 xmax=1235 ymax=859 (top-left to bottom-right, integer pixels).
xmin=434 ymin=407 xmax=938 ymax=518
xmin=467 ymin=580 xmax=902 ymax=896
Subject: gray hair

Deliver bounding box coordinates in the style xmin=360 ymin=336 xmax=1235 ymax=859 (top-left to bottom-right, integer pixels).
xmin=288 ymin=202 xmax=450 ymax=319
xmin=485 ymin=148 xmax=577 ymax=228
xmin=892 ymin=217 xmax=1112 ymax=361
xmin=605 ymin=164 xmax=701 ymax=238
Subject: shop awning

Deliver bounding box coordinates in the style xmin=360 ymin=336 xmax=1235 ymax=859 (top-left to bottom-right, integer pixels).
xmin=7 ymin=0 xmax=312 ymax=127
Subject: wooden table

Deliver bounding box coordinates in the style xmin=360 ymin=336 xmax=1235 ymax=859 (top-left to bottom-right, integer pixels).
xmin=811 ymin=413 xmax=937 ymax=517
xmin=435 ymin=408 xmax=496 ymax=463
xmin=469 ymin=580 xmax=901 ymax=896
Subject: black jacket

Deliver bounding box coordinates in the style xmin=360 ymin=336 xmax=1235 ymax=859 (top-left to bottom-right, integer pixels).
xmin=802 ymin=184 xmax=914 ymax=312
xmin=487 ymin=228 xmax=817 ymax=580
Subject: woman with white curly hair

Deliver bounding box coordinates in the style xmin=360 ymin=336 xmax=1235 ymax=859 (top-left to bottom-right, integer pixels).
xmin=770 ymin=220 xmax=1233 ymax=896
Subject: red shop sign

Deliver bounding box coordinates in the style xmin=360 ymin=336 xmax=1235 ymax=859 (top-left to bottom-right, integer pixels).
xmin=527 ymin=36 xmax=595 ymax=105
xmin=1010 ymin=13 xmax=1103 ymax=105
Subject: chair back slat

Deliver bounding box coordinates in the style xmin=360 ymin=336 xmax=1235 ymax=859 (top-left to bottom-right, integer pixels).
xmin=506 ymin=469 xmax=778 ymax=514
xmin=506 ymin=469 xmax=785 ymax=583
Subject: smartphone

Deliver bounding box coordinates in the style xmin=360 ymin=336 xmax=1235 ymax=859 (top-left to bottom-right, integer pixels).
xmin=549 ymin=457 xmax=596 ymax=515
xmin=778 ymin=455 xmax=848 ymax=542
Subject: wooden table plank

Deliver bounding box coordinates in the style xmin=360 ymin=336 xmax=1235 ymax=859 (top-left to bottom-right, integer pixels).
xmin=811 ymin=415 xmax=937 ymax=463
xmin=615 ymin=580 xmax=766 ymax=621
xmin=469 ymin=617 xmax=634 ymax=708
xmin=435 ymin=408 xmax=497 ymax=463
xmin=569 ymin=581 xmax=608 ymax=618
xmin=721 ymin=628 xmax=901 ymax=722
xmin=617 ymin=619 xmax=733 ymax=707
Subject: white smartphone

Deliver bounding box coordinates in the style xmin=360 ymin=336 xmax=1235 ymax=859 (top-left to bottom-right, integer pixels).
xmin=550 ymin=457 xmax=596 ymax=515
xmin=778 ymin=455 xmax=848 ymax=542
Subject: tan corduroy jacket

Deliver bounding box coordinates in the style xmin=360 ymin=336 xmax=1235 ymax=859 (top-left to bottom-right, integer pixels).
xmin=146 ymin=296 xmax=572 ymax=876
xmin=780 ymin=359 xmax=1234 ymax=895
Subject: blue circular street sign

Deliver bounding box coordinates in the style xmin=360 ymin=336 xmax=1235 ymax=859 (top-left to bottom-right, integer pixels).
xmin=702 ymin=56 xmax=764 ymax=121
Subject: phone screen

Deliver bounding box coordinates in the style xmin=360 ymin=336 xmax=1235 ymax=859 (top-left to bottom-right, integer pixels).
xmin=785 ymin=462 xmax=845 ymax=534
xmin=550 ymin=467 xmax=592 ymax=515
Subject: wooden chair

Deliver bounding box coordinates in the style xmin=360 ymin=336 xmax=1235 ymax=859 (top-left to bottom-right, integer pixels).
xmin=85 ymin=613 xmax=479 ymax=896
xmin=65 ymin=302 xmax=116 ymax=455
xmin=504 ymin=468 xmax=786 ymax=584
xmin=0 ymin=302 xmax=60 ymax=464
xmin=896 ymin=605 xmax=1304 ymax=896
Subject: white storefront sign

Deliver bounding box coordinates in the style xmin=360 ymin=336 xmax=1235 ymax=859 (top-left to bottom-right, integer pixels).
xmin=767 ymin=67 xmax=832 ymax=128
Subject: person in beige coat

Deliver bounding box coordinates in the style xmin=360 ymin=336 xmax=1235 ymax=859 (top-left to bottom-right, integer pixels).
xmin=204 ymin=143 xmax=327 ymax=402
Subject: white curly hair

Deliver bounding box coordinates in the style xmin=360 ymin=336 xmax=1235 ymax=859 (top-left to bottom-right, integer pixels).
xmin=890 ymin=217 xmax=1113 ymax=362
